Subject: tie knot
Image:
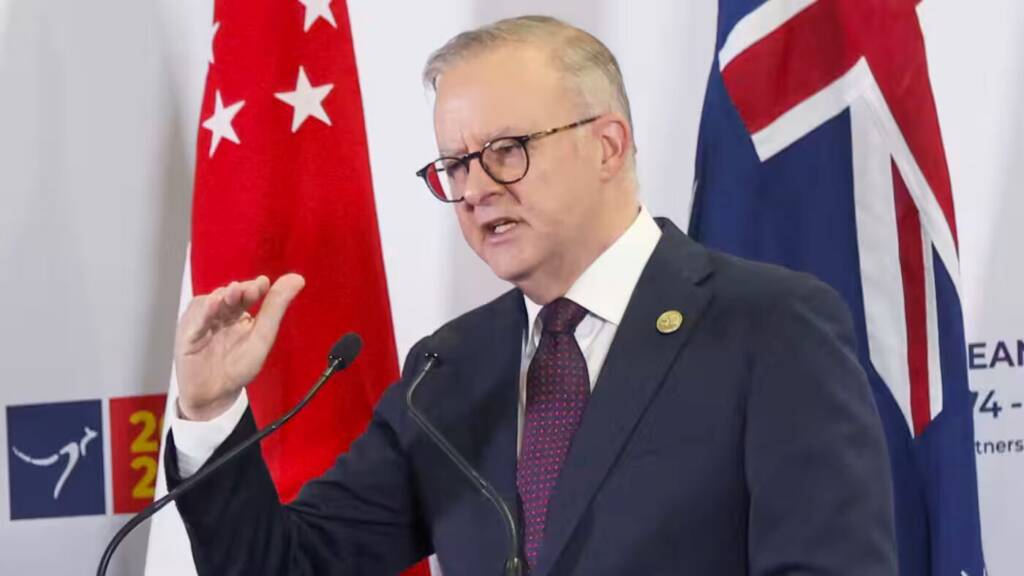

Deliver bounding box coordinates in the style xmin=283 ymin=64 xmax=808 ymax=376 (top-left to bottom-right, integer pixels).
xmin=539 ymin=298 xmax=588 ymax=334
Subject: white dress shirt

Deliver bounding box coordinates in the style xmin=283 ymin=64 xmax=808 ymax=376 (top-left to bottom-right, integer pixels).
xmin=518 ymin=206 xmax=661 ymax=452
xmin=171 ymin=207 xmax=662 ymax=477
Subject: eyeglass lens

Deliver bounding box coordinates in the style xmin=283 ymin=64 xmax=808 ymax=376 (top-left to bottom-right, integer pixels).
xmin=424 ymin=137 xmax=528 ymax=202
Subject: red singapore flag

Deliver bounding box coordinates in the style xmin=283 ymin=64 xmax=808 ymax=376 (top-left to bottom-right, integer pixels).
xmin=148 ymin=1 xmax=429 ymax=575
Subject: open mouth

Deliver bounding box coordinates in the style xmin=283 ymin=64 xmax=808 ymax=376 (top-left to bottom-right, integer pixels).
xmin=487 ymin=218 xmax=520 ymax=236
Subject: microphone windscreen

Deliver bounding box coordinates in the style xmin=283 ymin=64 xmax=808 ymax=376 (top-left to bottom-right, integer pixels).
xmin=328 ymin=332 xmax=363 ymax=369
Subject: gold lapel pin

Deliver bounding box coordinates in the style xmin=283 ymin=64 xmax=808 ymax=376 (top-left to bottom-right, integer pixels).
xmin=656 ymin=310 xmax=685 ymax=334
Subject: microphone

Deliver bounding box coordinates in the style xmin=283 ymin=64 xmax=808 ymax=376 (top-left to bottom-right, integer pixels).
xmin=405 ymin=351 xmax=523 ymax=576
xmin=96 ymin=332 xmax=364 ymax=576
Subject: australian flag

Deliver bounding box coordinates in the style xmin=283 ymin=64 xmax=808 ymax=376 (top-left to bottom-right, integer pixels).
xmin=689 ymin=1 xmax=986 ymax=575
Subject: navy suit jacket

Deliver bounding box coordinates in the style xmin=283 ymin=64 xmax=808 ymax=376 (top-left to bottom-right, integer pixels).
xmin=166 ymin=219 xmax=898 ymax=575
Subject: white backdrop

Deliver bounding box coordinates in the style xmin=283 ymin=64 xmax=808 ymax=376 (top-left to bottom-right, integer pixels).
xmin=0 ymin=0 xmax=1020 ymax=573
xmin=923 ymin=2 xmax=1024 ymax=573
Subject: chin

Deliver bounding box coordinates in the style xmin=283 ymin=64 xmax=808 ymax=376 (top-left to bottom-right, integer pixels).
xmin=487 ymin=261 xmax=528 ymax=283
xmin=483 ymin=252 xmax=534 ymax=284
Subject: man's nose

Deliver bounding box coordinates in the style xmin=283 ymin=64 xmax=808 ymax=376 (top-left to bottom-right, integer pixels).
xmin=461 ymin=159 xmax=504 ymax=206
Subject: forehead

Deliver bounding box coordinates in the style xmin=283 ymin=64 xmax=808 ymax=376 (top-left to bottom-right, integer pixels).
xmin=432 ymin=45 xmax=576 ymax=149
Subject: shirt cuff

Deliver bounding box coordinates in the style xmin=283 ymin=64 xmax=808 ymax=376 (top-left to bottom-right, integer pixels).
xmin=170 ymin=388 xmax=250 ymax=478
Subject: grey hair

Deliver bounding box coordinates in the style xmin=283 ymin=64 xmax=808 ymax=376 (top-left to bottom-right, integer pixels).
xmin=422 ymin=15 xmax=634 ymax=135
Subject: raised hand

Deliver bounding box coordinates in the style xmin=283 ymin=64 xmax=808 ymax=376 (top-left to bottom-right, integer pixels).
xmin=174 ymin=274 xmax=306 ymax=421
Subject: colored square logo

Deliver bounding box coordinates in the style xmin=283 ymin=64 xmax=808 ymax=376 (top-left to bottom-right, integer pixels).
xmin=109 ymin=394 xmax=166 ymax=514
xmin=7 ymin=400 xmax=105 ymax=520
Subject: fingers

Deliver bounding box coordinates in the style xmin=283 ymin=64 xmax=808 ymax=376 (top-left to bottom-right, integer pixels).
xmin=178 ymin=275 xmax=273 ymax=348
xmin=177 ymin=291 xmax=218 ymax=349
xmin=207 ymin=276 xmax=266 ymax=327
xmin=222 ymin=276 xmax=269 ymax=310
xmin=251 ymin=273 xmax=306 ymax=347
xmin=243 ymin=276 xmax=271 ymax=307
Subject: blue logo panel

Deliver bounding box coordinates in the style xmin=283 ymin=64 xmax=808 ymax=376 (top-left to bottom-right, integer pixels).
xmin=7 ymin=400 xmax=106 ymax=520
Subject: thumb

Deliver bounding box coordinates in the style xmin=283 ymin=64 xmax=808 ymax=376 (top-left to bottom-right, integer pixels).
xmin=251 ymin=273 xmax=306 ymax=347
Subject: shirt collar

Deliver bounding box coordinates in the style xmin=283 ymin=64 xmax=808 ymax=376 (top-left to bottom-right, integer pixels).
xmin=524 ymin=205 xmax=662 ymax=332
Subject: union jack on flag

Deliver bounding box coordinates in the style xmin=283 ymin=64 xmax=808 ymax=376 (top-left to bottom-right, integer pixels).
xmin=690 ymin=1 xmax=986 ymax=574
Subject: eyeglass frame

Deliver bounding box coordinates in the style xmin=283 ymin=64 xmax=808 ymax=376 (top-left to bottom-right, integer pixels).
xmin=415 ymin=115 xmax=601 ymax=203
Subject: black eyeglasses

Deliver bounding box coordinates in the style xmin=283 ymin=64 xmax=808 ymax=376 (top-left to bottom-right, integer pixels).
xmin=415 ymin=116 xmax=600 ymax=203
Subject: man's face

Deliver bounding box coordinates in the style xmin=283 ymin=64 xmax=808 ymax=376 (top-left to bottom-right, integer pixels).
xmin=433 ymin=45 xmax=611 ymax=299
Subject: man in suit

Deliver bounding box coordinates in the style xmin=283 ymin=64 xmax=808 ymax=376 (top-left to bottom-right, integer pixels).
xmin=167 ymin=15 xmax=898 ymax=575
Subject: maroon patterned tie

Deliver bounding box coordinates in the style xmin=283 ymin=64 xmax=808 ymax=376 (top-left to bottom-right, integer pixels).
xmin=517 ymin=297 xmax=590 ymax=570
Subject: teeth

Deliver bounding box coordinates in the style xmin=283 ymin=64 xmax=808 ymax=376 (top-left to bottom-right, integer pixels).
xmin=493 ymin=221 xmax=517 ymax=234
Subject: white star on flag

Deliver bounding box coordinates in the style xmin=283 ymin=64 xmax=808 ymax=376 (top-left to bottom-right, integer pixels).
xmin=275 ymin=66 xmax=333 ymax=133
xmin=297 ymin=0 xmax=336 ymax=33
xmin=207 ymin=21 xmax=220 ymax=64
xmin=202 ymin=90 xmax=245 ymax=157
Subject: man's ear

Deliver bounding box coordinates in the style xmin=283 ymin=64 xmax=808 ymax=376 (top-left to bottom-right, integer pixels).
xmin=595 ymin=113 xmax=633 ymax=181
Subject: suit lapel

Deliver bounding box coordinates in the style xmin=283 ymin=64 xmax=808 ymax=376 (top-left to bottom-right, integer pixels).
xmin=533 ymin=222 xmax=714 ymax=576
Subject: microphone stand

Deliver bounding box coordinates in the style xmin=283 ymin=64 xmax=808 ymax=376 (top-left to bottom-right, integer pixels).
xmin=405 ymin=353 xmax=523 ymax=576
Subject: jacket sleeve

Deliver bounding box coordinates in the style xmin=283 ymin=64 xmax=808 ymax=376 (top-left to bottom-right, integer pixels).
xmin=745 ymin=278 xmax=899 ymax=576
xmin=165 ymin=345 xmax=432 ymax=576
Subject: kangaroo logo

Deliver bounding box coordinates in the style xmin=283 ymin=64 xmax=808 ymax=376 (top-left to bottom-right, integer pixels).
xmin=11 ymin=426 xmax=99 ymax=499
xmin=6 ymin=399 xmax=106 ymax=520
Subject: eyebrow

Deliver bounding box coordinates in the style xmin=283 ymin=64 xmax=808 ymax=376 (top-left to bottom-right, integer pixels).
xmin=439 ymin=125 xmax=519 ymax=157
xmin=483 ymin=125 xmax=516 ymax=142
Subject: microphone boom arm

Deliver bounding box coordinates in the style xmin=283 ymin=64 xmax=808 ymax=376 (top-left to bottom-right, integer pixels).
xmin=405 ymin=353 xmax=523 ymax=576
